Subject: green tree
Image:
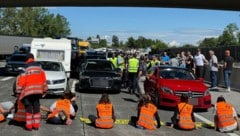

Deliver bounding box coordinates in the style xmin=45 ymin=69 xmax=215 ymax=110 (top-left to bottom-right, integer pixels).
xmin=218 ymin=23 xmax=239 ymax=46
xmin=0 ymin=7 xmax=71 ymax=37
xmin=112 ymin=35 xmax=119 ymax=47
xmin=199 ymin=37 xmax=218 ymax=48
xmin=99 ymin=39 xmax=107 ymax=47
xmin=182 ymin=44 xmax=196 ymax=48
xmin=126 ymin=37 xmax=136 ymax=48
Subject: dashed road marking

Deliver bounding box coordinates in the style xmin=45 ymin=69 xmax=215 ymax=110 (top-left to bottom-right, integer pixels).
xmin=1 ymin=76 xmax=14 ymax=81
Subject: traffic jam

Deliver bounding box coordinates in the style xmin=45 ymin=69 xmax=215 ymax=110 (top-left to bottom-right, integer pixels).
xmin=0 ymin=37 xmax=240 ymax=136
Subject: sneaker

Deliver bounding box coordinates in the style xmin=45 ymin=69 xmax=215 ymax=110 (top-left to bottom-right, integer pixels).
xmin=227 ymin=87 xmax=230 ymax=92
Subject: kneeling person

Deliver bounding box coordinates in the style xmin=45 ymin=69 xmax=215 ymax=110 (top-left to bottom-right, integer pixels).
xmin=47 ymin=92 xmax=76 ymax=125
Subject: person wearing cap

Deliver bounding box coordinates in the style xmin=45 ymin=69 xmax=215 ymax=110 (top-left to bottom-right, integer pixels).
xmin=171 ymin=94 xmax=196 ymax=130
xmin=46 ymin=92 xmax=76 ymax=125
xmin=214 ymin=96 xmax=239 ymax=133
xmin=129 ymin=94 xmax=161 ymax=130
xmin=16 ymin=53 xmax=47 ymax=131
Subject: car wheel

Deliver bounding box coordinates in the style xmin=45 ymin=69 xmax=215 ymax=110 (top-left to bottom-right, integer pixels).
xmin=154 ymin=90 xmax=160 ymax=108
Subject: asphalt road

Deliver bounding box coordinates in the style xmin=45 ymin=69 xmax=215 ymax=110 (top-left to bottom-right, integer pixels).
xmin=0 ymin=62 xmax=240 ymax=136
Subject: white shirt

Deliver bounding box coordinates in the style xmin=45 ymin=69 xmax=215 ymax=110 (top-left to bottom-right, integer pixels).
xmin=209 ymin=55 xmax=218 ymax=71
xmin=194 ymin=54 xmax=206 ymax=66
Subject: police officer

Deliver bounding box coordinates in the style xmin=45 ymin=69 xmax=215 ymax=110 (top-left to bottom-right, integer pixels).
xmin=127 ymin=53 xmax=139 ymax=94
xmin=109 ymin=53 xmax=118 ymax=68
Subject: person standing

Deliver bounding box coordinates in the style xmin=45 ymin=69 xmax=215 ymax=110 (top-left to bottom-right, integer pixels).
xmin=171 ymin=94 xmax=196 ymax=130
xmin=169 ymin=53 xmax=179 ymax=67
xmin=127 ymin=54 xmax=139 ymax=94
xmin=214 ymin=96 xmax=239 ymax=132
xmin=150 ymin=55 xmax=160 ymax=67
xmin=194 ymin=48 xmax=208 ymax=78
xmin=109 ymin=53 xmax=118 ymax=68
xmin=137 ymin=56 xmax=147 ymax=97
xmin=209 ymin=50 xmax=218 ymax=89
xmin=117 ymin=52 xmax=125 ymax=71
xmin=16 ymin=53 xmax=47 ymax=131
xmin=223 ymin=50 xmax=234 ymax=92
xmin=161 ymin=51 xmax=170 ymax=65
xmin=186 ymin=51 xmax=195 ymax=73
xmin=179 ymin=51 xmax=186 ymax=68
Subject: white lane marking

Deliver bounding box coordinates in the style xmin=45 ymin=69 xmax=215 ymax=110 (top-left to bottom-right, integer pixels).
xmin=71 ymin=79 xmax=77 ymax=93
xmin=194 ymin=113 xmax=239 ymax=136
xmin=1 ymin=77 xmax=14 ymax=81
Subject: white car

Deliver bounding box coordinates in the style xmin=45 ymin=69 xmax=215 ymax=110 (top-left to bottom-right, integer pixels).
xmin=37 ymin=60 xmax=68 ymax=95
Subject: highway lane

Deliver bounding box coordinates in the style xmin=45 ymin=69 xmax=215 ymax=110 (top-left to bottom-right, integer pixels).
xmin=0 ymin=75 xmax=239 ymax=136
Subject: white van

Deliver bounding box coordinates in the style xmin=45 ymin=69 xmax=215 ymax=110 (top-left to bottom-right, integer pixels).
xmin=30 ymin=38 xmax=71 ymax=77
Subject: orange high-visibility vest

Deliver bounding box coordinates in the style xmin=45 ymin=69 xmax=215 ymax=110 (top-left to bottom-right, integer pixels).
xmin=178 ymin=102 xmax=195 ymax=130
xmin=0 ymin=114 xmax=4 ymax=122
xmin=95 ymin=103 xmax=114 ymax=129
xmin=216 ymin=102 xmax=236 ymax=129
xmin=137 ymin=103 xmax=157 ymax=130
xmin=18 ymin=66 xmax=47 ymax=100
xmin=13 ymin=99 xmax=26 ymax=122
xmin=48 ymin=99 xmax=71 ymax=119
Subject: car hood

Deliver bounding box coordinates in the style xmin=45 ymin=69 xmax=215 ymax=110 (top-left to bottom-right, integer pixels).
xmin=7 ymin=61 xmax=26 ymax=65
xmin=160 ymin=79 xmax=207 ymax=92
xmin=82 ymin=71 xmax=119 ymax=77
xmin=45 ymin=71 xmax=66 ymax=80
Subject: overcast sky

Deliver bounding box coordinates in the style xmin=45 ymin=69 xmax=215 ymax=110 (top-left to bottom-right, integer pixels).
xmin=49 ymin=7 xmax=240 ymax=46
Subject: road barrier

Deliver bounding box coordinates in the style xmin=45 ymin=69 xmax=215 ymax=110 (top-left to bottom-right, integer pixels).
xmin=79 ymin=117 xmax=214 ymax=129
xmin=204 ymin=64 xmax=240 ymax=91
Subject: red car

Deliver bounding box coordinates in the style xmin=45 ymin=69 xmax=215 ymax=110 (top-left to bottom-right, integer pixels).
xmin=144 ymin=66 xmax=211 ymax=110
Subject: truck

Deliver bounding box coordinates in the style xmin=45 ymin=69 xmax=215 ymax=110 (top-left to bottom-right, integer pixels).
xmin=78 ymin=41 xmax=90 ymax=54
xmin=30 ymin=38 xmax=71 ymax=77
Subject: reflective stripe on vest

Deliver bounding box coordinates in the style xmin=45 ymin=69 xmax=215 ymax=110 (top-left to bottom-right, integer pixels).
xmin=128 ymin=58 xmax=139 ymax=73
xmin=137 ymin=103 xmax=157 ymax=130
xmin=95 ymin=103 xmax=114 ymax=129
xmin=178 ymin=103 xmax=195 ymax=130
xmin=216 ymin=102 xmax=236 ymax=129
xmin=14 ymin=99 xmax=26 ymax=122
xmin=48 ymin=99 xmax=71 ymax=119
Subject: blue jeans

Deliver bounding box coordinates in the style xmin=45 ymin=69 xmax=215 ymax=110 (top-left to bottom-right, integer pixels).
xmin=224 ymin=70 xmax=232 ymax=88
xmin=128 ymin=72 xmax=138 ymax=93
xmin=210 ymin=71 xmax=217 ymax=87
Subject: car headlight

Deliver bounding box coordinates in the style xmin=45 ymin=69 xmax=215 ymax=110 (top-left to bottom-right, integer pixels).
xmin=161 ymin=87 xmax=173 ymax=94
xmin=53 ymin=79 xmax=66 ymax=84
xmin=204 ymin=89 xmax=210 ymax=96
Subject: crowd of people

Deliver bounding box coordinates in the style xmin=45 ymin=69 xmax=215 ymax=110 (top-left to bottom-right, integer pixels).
xmin=0 ymin=48 xmax=238 ymax=133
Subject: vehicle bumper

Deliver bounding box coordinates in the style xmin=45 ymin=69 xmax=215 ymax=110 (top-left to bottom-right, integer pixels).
xmin=46 ymin=83 xmax=66 ymax=95
xmin=159 ymin=93 xmax=212 ymax=109
xmin=79 ymin=78 xmax=122 ymax=91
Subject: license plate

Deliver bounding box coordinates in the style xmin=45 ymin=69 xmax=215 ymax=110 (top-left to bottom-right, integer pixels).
xmin=189 ymin=98 xmax=198 ymax=105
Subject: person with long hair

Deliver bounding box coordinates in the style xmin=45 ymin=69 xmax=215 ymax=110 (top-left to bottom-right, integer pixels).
xmin=89 ymin=93 xmax=115 ymax=129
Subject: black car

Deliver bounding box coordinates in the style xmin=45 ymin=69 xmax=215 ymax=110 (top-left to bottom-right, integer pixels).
xmin=5 ymin=53 xmax=27 ymax=75
xmin=78 ymin=59 xmax=122 ymax=92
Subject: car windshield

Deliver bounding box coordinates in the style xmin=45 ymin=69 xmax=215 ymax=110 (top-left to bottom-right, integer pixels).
xmin=10 ymin=55 xmax=27 ymax=62
xmin=38 ymin=61 xmax=62 ymax=71
xmin=85 ymin=61 xmax=114 ymax=71
xmin=159 ymin=68 xmax=196 ymax=80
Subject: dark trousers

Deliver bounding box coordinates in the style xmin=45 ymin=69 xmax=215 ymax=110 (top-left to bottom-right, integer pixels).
xmin=196 ymin=66 xmax=204 ymax=78
xmin=210 ymin=71 xmax=218 ymax=87
xmin=128 ymin=72 xmax=138 ymax=94
xmin=21 ymin=94 xmax=41 ymax=114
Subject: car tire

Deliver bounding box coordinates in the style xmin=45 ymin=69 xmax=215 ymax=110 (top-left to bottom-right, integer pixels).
xmin=154 ymin=90 xmax=160 ymax=108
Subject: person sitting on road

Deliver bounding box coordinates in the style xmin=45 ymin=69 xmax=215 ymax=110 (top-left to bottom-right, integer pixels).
xmin=129 ymin=94 xmax=161 ymax=130
xmin=214 ymin=96 xmax=239 ymax=133
xmin=0 ymin=104 xmax=9 ymax=122
xmin=171 ymin=94 xmax=196 ymax=130
xmin=88 ymin=93 xmax=115 ymax=129
xmin=46 ymin=92 xmax=76 ymax=125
